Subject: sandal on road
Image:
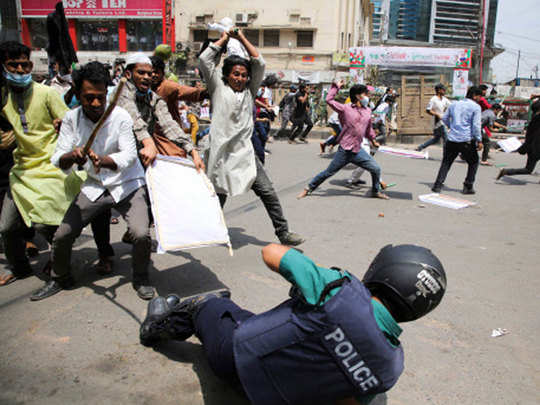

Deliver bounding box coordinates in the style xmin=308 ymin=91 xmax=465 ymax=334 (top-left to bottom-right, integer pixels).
xmin=0 ymin=269 xmax=17 ymax=286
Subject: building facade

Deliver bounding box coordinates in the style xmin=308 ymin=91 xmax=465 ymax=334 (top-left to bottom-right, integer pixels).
xmin=15 ymin=0 xmax=164 ymax=72
xmin=176 ymin=0 xmax=372 ymax=76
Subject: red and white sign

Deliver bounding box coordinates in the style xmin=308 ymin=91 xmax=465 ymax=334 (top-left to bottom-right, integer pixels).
xmin=20 ymin=0 xmax=162 ymax=18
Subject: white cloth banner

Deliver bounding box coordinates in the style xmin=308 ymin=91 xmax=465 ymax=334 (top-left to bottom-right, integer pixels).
xmin=418 ymin=193 xmax=477 ymax=210
xmin=378 ymin=146 xmax=429 ymax=159
xmin=453 ymin=69 xmax=469 ymax=98
xmin=145 ymin=155 xmax=232 ymax=254
xmin=497 ymin=137 xmax=522 ymax=153
xmin=349 ymin=68 xmax=364 ymax=84
xmin=349 ymin=46 xmax=472 ymax=68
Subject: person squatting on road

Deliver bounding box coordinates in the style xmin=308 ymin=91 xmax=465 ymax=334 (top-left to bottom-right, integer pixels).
xmin=297 ymin=80 xmax=389 ymax=200
xmin=497 ymin=99 xmax=540 ymax=181
xmin=431 ymin=86 xmax=483 ymax=195
xmin=198 ymin=29 xmax=304 ymax=246
xmin=139 ymin=243 xmax=446 ymax=405
xmin=31 ymin=61 xmax=154 ymax=301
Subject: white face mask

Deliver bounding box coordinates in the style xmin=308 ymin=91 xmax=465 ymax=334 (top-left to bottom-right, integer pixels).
xmin=360 ymin=96 xmax=370 ymax=107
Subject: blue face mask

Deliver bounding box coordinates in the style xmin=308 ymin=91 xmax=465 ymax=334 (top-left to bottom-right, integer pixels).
xmin=360 ymin=96 xmax=370 ymax=107
xmin=3 ymin=69 xmax=32 ymax=88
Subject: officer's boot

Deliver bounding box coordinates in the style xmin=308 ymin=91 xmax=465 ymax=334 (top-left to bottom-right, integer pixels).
xmin=140 ymin=297 xmax=175 ymax=347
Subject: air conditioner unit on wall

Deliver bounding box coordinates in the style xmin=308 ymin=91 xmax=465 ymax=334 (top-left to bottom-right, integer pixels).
xmin=236 ymin=13 xmax=248 ymax=24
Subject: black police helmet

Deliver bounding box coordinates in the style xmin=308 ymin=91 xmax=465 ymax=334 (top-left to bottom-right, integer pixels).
xmin=363 ymin=244 xmax=446 ymax=323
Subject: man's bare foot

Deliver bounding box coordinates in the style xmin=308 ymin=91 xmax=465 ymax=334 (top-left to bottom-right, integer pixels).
xmin=380 ymin=181 xmax=387 ymax=190
xmin=372 ymin=191 xmax=390 ymax=200
xmin=480 ymin=160 xmax=492 ymax=166
xmin=297 ymin=189 xmax=309 ymax=199
xmin=319 ymin=142 xmax=326 ymax=154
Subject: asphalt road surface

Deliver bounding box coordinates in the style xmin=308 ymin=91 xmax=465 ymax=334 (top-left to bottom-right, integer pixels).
xmin=1 ymin=140 xmax=538 ymax=405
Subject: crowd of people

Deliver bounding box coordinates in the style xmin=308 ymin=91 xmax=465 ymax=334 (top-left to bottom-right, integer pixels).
xmin=1 ymin=25 xmax=537 ymax=405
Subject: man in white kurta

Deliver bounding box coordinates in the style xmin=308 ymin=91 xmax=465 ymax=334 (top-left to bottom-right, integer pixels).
xmin=198 ymin=30 xmax=304 ymax=246
xmin=30 ymin=62 xmax=154 ymax=301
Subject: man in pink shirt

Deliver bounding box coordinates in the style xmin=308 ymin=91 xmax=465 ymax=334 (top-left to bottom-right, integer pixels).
xmin=297 ymin=80 xmax=389 ymax=200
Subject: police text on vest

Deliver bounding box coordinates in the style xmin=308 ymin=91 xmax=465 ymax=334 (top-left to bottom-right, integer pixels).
xmin=324 ymin=327 xmax=380 ymax=392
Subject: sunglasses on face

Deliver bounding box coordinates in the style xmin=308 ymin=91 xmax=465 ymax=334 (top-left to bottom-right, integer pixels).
xmin=6 ymin=61 xmax=31 ymax=69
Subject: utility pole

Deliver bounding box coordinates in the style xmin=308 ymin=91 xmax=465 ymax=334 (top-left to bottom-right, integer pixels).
xmin=479 ymin=0 xmax=486 ymax=83
xmin=515 ymin=50 xmax=521 ymax=80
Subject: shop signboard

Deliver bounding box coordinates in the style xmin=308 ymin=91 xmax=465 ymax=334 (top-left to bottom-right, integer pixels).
xmin=20 ymin=0 xmax=162 ymax=18
xmin=349 ymin=47 xmax=472 ymax=69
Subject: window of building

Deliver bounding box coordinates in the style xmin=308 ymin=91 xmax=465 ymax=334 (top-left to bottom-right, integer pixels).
xmin=126 ymin=20 xmax=162 ymax=52
xmin=263 ymin=30 xmax=280 ymax=47
xmin=300 ymin=17 xmax=311 ymax=25
xmin=195 ymin=16 xmax=205 ymax=24
xmin=27 ymin=19 xmax=48 ymax=49
xmin=340 ymin=32 xmax=344 ymax=49
xmin=296 ymin=31 xmax=313 ymax=48
xmin=289 ymin=14 xmax=300 ymax=23
xmin=77 ymin=20 xmax=119 ymax=51
xmin=193 ymin=29 xmax=208 ymax=43
xmin=244 ymin=29 xmax=259 ymax=46
xmin=348 ymin=33 xmax=351 ymax=48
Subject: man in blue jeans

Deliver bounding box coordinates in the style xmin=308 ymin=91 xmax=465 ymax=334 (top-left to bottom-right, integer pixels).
xmin=297 ymin=80 xmax=389 ymax=200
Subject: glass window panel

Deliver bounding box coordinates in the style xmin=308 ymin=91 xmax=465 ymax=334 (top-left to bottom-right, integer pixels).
xmin=244 ymin=29 xmax=259 ymax=46
xmin=27 ymin=19 xmax=48 ymax=49
xmin=126 ymin=20 xmax=162 ymax=52
xmin=77 ymin=20 xmax=119 ymax=51
xmin=263 ymin=30 xmax=280 ymax=47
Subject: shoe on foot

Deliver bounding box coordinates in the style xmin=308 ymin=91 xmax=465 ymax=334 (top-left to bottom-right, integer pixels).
xmin=415 ymin=146 xmax=422 ymax=152
xmin=25 ymin=241 xmax=39 ymax=257
xmin=278 ymin=231 xmax=305 ymax=246
xmin=380 ymin=181 xmax=388 ymax=190
xmin=298 ymin=138 xmax=308 ymax=144
xmin=462 ymin=186 xmax=476 ymax=195
xmin=95 ymin=255 xmax=114 ymax=275
xmin=496 ymin=169 xmax=506 ymax=180
xmin=346 ymin=179 xmax=366 ymax=187
xmin=287 ymin=139 xmax=296 ymax=144
xmin=431 ymin=185 xmax=442 ymax=193
xmin=134 ymin=284 xmax=155 ymax=300
xmin=267 ymin=136 xmax=274 ymax=144
xmin=140 ymin=297 xmax=174 ymax=346
xmin=30 ymin=277 xmax=74 ymax=301
xmin=371 ymin=191 xmax=390 ymax=200
xmin=296 ymin=188 xmax=310 ymax=199
xmin=166 ymin=294 xmax=181 ymax=309
xmin=0 ymin=268 xmax=17 ymax=286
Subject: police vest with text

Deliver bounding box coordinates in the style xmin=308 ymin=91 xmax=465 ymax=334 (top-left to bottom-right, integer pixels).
xmin=233 ymin=274 xmax=404 ymax=405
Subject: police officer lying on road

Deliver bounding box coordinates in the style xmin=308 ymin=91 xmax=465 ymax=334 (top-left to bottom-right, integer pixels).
xmin=139 ymin=243 xmax=447 ymax=405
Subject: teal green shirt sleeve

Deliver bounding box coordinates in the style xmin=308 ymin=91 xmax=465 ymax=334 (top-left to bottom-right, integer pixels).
xmin=278 ymin=249 xmax=343 ymax=305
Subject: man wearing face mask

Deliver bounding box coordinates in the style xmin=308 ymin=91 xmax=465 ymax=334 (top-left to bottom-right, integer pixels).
xmin=297 ymin=80 xmax=389 ymax=200
xmin=49 ymin=62 xmax=78 ymax=108
xmin=0 ymin=42 xmax=71 ymax=286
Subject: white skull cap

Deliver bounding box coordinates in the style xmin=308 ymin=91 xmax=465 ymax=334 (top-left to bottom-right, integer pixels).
xmin=126 ymin=53 xmax=152 ymax=68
